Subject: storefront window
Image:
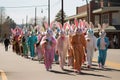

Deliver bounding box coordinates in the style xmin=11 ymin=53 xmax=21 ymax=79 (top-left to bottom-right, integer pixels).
xmin=102 ymin=13 xmax=109 ymax=23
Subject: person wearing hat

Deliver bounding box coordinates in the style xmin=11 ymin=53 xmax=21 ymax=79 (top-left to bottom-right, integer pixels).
xmin=70 ymin=28 xmax=86 ymax=73
xmin=97 ymin=30 xmax=109 ymax=69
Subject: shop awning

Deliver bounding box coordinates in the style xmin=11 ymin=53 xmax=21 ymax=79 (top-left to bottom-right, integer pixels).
xmin=94 ymin=26 xmax=120 ymax=33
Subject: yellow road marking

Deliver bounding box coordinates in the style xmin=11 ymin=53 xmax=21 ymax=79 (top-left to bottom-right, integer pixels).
xmin=93 ymin=58 xmax=120 ymax=69
xmin=0 ymin=70 xmax=8 ymax=80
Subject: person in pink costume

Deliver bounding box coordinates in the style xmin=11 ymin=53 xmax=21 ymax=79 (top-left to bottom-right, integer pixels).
xmin=36 ymin=32 xmax=43 ymax=61
xmin=56 ymin=30 xmax=69 ymax=70
xmin=41 ymin=29 xmax=56 ymax=71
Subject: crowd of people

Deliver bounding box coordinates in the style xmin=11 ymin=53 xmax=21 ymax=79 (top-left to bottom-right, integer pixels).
xmin=5 ymin=19 xmax=109 ymax=74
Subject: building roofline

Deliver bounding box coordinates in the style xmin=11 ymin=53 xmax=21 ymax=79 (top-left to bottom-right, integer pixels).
xmin=65 ymin=12 xmax=87 ymax=21
xmin=93 ymin=7 xmax=120 ymax=14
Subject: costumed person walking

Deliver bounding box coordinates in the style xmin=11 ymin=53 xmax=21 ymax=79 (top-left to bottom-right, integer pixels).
xmin=54 ymin=30 xmax=60 ymax=64
xmin=36 ymin=32 xmax=43 ymax=61
xmin=41 ymin=29 xmax=56 ymax=71
xmin=70 ymin=28 xmax=86 ymax=73
xmin=27 ymin=31 xmax=37 ymax=59
xmin=22 ymin=35 xmax=28 ymax=57
xmin=85 ymin=28 xmax=97 ymax=69
xmin=97 ymin=29 xmax=109 ymax=69
xmin=67 ymin=28 xmax=74 ymax=67
xmin=56 ymin=30 xmax=69 ymax=70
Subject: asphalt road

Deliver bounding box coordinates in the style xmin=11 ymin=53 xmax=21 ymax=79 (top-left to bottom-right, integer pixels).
xmin=0 ymin=43 xmax=120 ymax=80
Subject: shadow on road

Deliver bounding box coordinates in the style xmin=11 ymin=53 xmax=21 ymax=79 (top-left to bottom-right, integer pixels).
xmin=79 ymin=71 xmax=111 ymax=78
xmin=49 ymin=69 xmax=75 ymax=76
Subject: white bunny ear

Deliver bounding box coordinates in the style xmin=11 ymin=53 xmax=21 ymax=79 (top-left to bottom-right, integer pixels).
xmin=98 ymin=23 xmax=102 ymax=32
xmin=102 ymin=23 xmax=109 ymax=29
xmin=44 ymin=22 xmax=48 ymax=29
xmin=89 ymin=22 xmax=94 ymax=29
xmin=98 ymin=23 xmax=102 ymax=29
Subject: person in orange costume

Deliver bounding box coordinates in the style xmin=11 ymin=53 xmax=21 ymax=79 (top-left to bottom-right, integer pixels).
xmin=70 ymin=28 xmax=86 ymax=73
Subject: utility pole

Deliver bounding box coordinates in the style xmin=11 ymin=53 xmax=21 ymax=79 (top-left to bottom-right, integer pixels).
xmin=85 ymin=0 xmax=90 ymax=23
xmin=0 ymin=8 xmax=3 ymax=38
xmin=22 ymin=19 xmax=24 ymax=27
xmin=61 ymin=0 xmax=64 ymax=26
xmin=1 ymin=8 xmax=2 ymax=25
xmin=26 ymin=15 xmax=28 ymax=28
xmin=35 ymin=7 xmax=37 ymax=26
xmin=48 ymin=0 xmax=50 ymax=26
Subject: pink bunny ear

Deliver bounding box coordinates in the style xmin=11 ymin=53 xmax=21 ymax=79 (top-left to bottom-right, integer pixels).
xmin=71 ymin=24 xmax=75 ymax=30
xmin=11 ymin=28 xmax=16 ymax=35
xmin=63 ymin=22 xmax=68 ymax=30
xmin=74 ymin=18 xmax=78 ymax=27
xmin=57 ymin=22 xmax=63 ymax=30
xmin=79 ymin=19 xmax=83 ymax=28
xmin=44 ymin=22 xmax=48 ymax=29
xmin=50 ymin=21 xmax=54 ymax=28
xmin=85 ymin=21 xmax=89 ymax=28
xmin=67 ymin=22 xmax=71 ymax=30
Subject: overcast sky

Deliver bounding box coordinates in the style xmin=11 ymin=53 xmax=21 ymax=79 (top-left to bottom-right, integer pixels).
xmin=0 ymin=0 xmax=87 ymax=24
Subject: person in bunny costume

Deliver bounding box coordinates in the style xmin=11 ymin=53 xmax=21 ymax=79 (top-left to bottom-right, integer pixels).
xmin=70 ymin=28 xmax=86 ymax=73
xmin=85 ymin=28 xmax=97 ymax=69
xmin=97 ymin=24 xmax=109 ymax=69
xmin=41 ymin=28 xmax=56 ymax=71
xmin=56 ymin=30 xmax=69 ymax=70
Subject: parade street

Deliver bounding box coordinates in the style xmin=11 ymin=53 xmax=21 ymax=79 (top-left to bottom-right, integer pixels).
xmin=0 ymin=43 xmax=120 ymax=80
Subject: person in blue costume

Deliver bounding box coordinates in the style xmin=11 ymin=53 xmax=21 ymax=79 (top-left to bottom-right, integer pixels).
xmin=97 ymin=30 xmax=109 ymax=69
xmin=28 ymin=31 xmax=37 ymax=59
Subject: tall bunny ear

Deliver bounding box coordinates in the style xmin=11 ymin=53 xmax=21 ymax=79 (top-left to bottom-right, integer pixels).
xmin=79 ymin=19 xmax=83 ymax=28
xmin=44 ymin=21 xmax=48 ymax=29
xmin=50 ymin=21 xmax=55 ymax=28
xmin=11 ymin=28 xmax=16 ymax=35
xmin=56 ymin=22 xmax=63 ymax=30
xmin=98 ymin=23 xmax=102 ymax=29
xmin=89 ymin=22 xmax=94 ymax=29
xmin=84 ymin=21 xmax=89 ymax=28
xmin=102 ymin=23 xmax=109 ymax=30
xmin=71 ymin=24 xmax=75 ymax=30
xmin=63 ymin=22 xmax=67 ymax=30
xmin=74 ymin=18 xmax=78 ymax=28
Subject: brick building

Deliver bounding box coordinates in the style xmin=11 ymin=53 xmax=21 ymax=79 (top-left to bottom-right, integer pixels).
xmin=65 ymin=0 xmax=120 ymax=48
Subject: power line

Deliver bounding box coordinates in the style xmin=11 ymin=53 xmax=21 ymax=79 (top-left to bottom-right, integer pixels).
xmin=0 ymin=5 xmax=48 ymax=8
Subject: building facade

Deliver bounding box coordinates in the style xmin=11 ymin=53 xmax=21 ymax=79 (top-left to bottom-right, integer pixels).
xmin=65 ymin=0 xmax=120 ymax=48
